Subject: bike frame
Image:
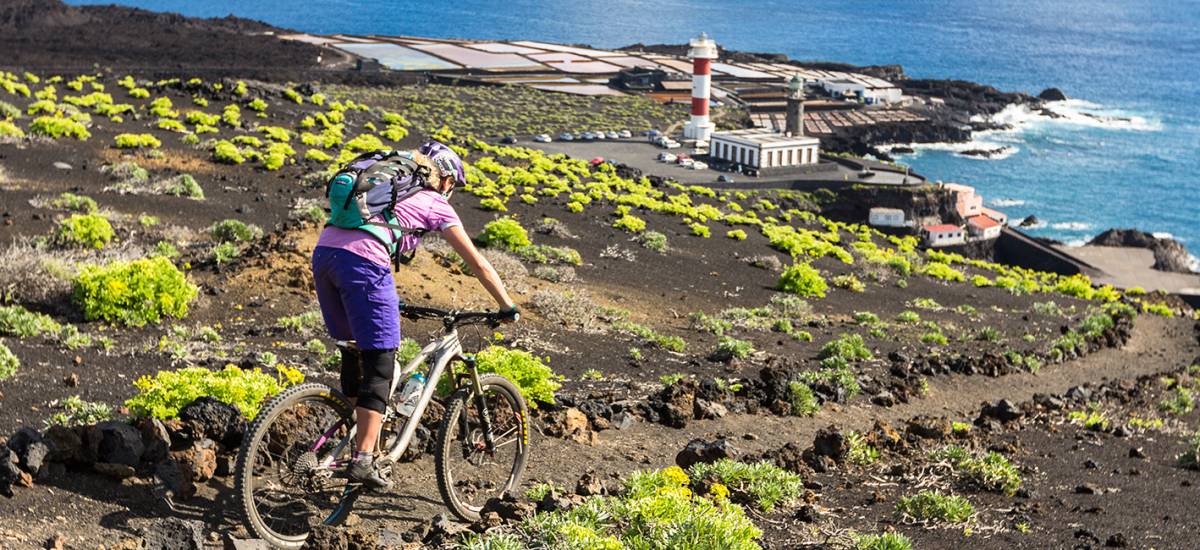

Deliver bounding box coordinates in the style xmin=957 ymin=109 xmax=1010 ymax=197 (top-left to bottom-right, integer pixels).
xmin=318 ymin=323 xmax=492 ymax=469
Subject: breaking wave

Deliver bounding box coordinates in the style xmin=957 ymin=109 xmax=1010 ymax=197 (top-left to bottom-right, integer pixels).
xmin=990 ymin=198 xmax=1026 ymax=207
xmin=879 ymin=140 xmax=1018 ymax=160
xmin=976 ymin=100 xmax=1163 ymax=133
xmin=1050 ymin=221 xmax=1094 ymax=231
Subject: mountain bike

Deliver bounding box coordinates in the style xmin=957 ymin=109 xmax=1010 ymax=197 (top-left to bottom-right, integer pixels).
xmin=234 ymin=304 xmax=530 ymax=548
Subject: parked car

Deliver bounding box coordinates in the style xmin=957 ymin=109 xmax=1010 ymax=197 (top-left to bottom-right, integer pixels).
xmin=500 ymin=136 xmax=517 ymax=144
xmin=645 ymin=129 xmax=662 ymax=141
xmin=533 ymin=134 xmax=552 ymax=143
xmin=717 ymin=175 xmax=735 ymax=183
xmin=664 ymin=140 xmax=681 ymax=149
xmin=605 ymin=131 xmax=620 ymax=140
xmin=594 ymin=130 xmax=608 ymax=139
xmin=690 ymin=161 xmax=708 ymax=170
xmin=589 ymin=157 xmax=605 ymax=166
xmin=618 ymin=130 xmax=632 ymax=139
xmin=559 ymin=132 xmax=574 ymax=141
xmin=658 ymin=152 xmax=677 ymax=162
xmin=581 ymin=131 xmax=596 ymax=141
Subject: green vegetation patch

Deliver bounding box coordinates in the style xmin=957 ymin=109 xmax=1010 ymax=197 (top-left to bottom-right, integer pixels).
xmin=688 ymin=459 xmax=805 ymax=512
xmin=55 ymin=213 xmax=114 ymax=249
xmin=126 ymin=364 xmax=303 ymax=419
xmin=478 ymin=217 xmax=531 ymax=252
xmin=47 ymin=395 xmax=114 ymax=427
xmin=776 ymin=262 xmax=827 ymax=298
xmin=895 ymin=490 xmax=974 ymax=524
xmin=452 ymin=345 xmax=562 ymax=408
xmin=114 ymin=133 xmax=161 ymax=149
xmin=933 ymin=445 xmax=1021 ymax=495
xmin=0 ymin=341 xmax=17 ymax=381
xmin=73 ymin=257 xmax=198 ymax=326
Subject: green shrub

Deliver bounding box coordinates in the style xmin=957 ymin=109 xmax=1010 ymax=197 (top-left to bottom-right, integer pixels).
xmin=714 ymin=336 xmax=755 ymax=360
xmin=1160 ymin=386 xmax=1195 ymax=416
xmin=854 ymin=532 xmax=913 ymax=550
xmin=163 ymin=174 xmax=204 ymax=199
xmin=51 ymin=192 xmax=98 ymax=213
xmin=613 ymin=320 xmax=686 ymax=352
xmin=516 ymin=244 xmax=582 ymax=265
xmin=125 ymin=364 xmax=303 ymax=419
xmin=853 ymin=311 xmax=880 ymax=325
xmin=819 ymin=333 xmax=873 ymax=362
xmin=210 ymin=219 xmax=262 ymax=243
xmin=246 ymin=98 xmax=268 ymax=112
xmin=895 ymin=310 xmax=920 ymax=323
xmin=277 ymin=310 xmax=323 ymax=334
xmin=787 ymin=381 xmax=819 ymax=417
xmin=56 ymin=213 xmax=114 ymax=249
xmin=0 ymin=341 xmax=18 ymax=381
xmin=1178 ymin=432 xmax=1200 ymax=470
xmin=0 ymin=120 xmax=24 ymax=139
xmin=212 ymin=241 xmax=240 ymax=264
xmin=688 ymin=459 xmax=804 ymax=512
xmin=832 ymin=273 xmax=866 ymax=292
xmin=114 ymin=133 xmax=161 ymax=149
xmin=921 ymin=330 xmax=949 ymax=346
xmin=261 ymin=142 xmax=295 ymax=171
xmin=152 ymin=241 xmax=180 ymax=259
xmin=30 ymin=115 xmax=90 ymax=140
xmin=212 ymin=139 xmax=245 ymax=164
xmin=452 ymin=345 xmax=562 ymax=408
xmin=921 ymin=261 xmax=965 ymax=282
xmin=689 ymin=222 xmax=711 ymax=238
xmin=184 ymin=110 xmax=219 ymax=126
xmin=73 ymin=257 xmax=198 ymax=326
xmin=895 ymin=490 xmax=974 ymax=524
xmin=638 ymin=230 xmax=667 ymax=252
xmin=304 ymin=148 xmax=332 ymax=162
xmin=478 ymin=217 xmax=531 ymax=252
xmin=0 ymin=305 xmax=61 ymax=337
xmin=726 ymin=229 xmax=748 ymax=241
xmin=846 ymin=431 xmax=879 ymax=465
xmin=46 ymin=395 xmax=113 ymax=427
xmin=777 ymin=262 xmax=827 ymax=298
xmin=612 ymin=214 xmax=647 ymax=233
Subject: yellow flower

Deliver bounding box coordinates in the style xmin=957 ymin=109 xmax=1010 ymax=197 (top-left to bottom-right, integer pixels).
xmin=708 ymin=482 xmax=730 ymax=501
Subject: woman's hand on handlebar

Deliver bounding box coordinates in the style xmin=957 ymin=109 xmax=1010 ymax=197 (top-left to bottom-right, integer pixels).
xmin=497 ymin=304 xmax=520 ymax=324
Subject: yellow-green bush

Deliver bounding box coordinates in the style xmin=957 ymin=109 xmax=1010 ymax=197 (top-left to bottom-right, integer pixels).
xmin=0 ymin=341 xmax=17 ymax=381
xmin=212 ymin=140 xmax=245 ymax=164
xmin=612 ymin=214 xmax=647 ymax=233
xmin=478 ymin=217 xmax=531 ymax=251
xmin=125 ymin=364 xmax=303 ymax=419
xmin=30 ymin=115 xmax=90 ymax=140
xmin=56 ymin=213 xmax=114 ymax=249
xmin=0 ymin=120 xmax=24 ymax=139
xmin=114 ymin=133 xmax=161 ymax=149
xmin=777 ymin=263 xmax=827 ymax=298
xmin=73 ymin=257 xmax=198 ymax=326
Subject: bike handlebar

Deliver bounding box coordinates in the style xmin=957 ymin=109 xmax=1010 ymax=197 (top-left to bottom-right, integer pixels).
xmin=399 ymin=303 xmax=504 ymax=327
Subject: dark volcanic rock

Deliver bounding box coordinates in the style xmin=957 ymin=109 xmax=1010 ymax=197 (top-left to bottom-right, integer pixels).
xmin=304 ymin=524 xmax=379 ymax=550
xmin=1038 ymin=87 xmax=1069 ymax=101
xmin=811 ymin=425 xmax=848 ymax=460
xmin=8 ymin=427 xmax=48 ymax=475
xmin=981 ymin=399 xmax=1025 ymax=422
xmin=178 ymin=397 xmax=246 ymax=448
xmin=84 ymin=421 xmax=144 ymax=466
xmin=0 ymin=442 xmax=21 ymax=497
xmin=481 ymin=495 xmax=536 ymax=522
xmin=1019 ymin=215 xmax=1040 ymax=228
xmin=140 ymin=518 xmax=205 ymax=550
xmin=41 ymin=425 xmax=82 ymax=463
xmin=649 ymin=380 xmax=696 ymax=428
xmin=958 ymin=147 xmax=1010 ymax=159
xmin=1088 ymin=228 xmax=1197 ymax=273
xmin=676 ymin=438 xmax=738 ymax=469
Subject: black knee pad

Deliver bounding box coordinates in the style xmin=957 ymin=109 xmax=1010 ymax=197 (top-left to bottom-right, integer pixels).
xmin=338 ymin=345 xmax=362 ymax=398
xmin=356 ymin=348 xmax=395 ymax=414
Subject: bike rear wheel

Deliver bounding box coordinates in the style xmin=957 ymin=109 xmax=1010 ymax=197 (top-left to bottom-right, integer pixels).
xmin=435 ymin=374 xmax=530 ymax=521
xmin=234 ymin=383 xmax=358 ymax=549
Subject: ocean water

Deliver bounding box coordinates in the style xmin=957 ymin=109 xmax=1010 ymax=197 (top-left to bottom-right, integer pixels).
xmin=67 ymin=0 xmax=1200 ymax=254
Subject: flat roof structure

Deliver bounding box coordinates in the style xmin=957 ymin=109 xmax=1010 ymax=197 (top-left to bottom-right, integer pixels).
xmin=711 ymin=128 xmax=820 ymax=148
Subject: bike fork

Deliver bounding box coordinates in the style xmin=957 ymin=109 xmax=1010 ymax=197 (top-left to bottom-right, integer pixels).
xmin=465 ymin=360 xmax=497 ymax=450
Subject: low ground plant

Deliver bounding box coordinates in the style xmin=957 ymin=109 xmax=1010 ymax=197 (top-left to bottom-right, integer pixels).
xmin=478 ymin=217 xmax=531 ymax=251
xmin=688 ymin=459 xmax=804 ymax=512
xmin=638 ymin=230 xmax=667 ymax=252
xmin=831 ymin=273 xmax=866 ymax=292
xmin=787 ymin=381 xmax=819 ymax=417
xmin=0 ymin=304 xmax=62 ymax=338
xmin=56 ymin=213 xmax=114 ymax=249
xmin=276 ymin=310 xmax=323 ymax=335
xmin=1178 ymin=432 xmax=1200 ymax=470
xmin=1159 ymin=386 xmax=1195 ymax=416
xmin=895 ymin=490 xmax=974 ymax=524
xmin=46 ymin=395 xmax=113 ymax=427
xmin=854 ymin=532 xmax=913 ymax=550
xmin=714 ymin=336 xmax=755 ymax=361
xmin=613 ymin=320 xmax=686 ymax=352
xmin=0 ymin=341 xmax=17 ymax=381
xmin=51 ymin=192 xmax=98 ymax=213
xmin=126 ymin=364 xmax=303 ymax=419
xmin=777 ymin=262 xmax=827 ymax=298
xmin=846 ymin=431 xmax=879 ymax=465
xmin=451 ymin=345 xmax=562 ymax=408
xmin=114 ymin=133 xmax=161 ymax=149
xmin=73 ymin=256 xmax=198 ymax=326
xmin=210 ymin=219 xmax=262 ymax=243
xmin=934 ymin=445 xmax=1021 ymax=495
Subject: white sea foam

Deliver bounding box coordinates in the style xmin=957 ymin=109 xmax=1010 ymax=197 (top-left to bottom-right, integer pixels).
xmin=1152 ymin=231 xmax=1176 ymax=240
xmin=1065 ymin=238 xmax=1089 ymax=247
xmin=879 ymin=140 xmax=1018 ymax=160
xmin=975 ymin=101 xmax=1163 ymax=134
xmin=1050 ymin=221 xmax=1094 ymax=231
xmin=990 ymin=198 xmax=1026 ymax=207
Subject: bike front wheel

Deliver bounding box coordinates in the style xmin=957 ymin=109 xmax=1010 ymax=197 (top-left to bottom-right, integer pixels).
xmin=434 ymin=374 xmax=530 ymax=521
xmin=234 ymin=383 xmax=358 ymax=549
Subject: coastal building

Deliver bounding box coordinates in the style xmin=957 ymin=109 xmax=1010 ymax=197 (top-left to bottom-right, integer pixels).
xmin=922 ymin=224 xmax=966 ymax=247
xmin=967 ymin=215 xmax=1002 ymax=240
xmin=943 ymin=183 xmax=983 ymax=218
xmin=785 ymin=75 xmax=805 ymax=136
xmin=868 ymin=207 xmax=908 ymax=228
xmin=981 ymin=207 xmax=1008 ymax=225
xmin=709 ymin=129 xmax=820 ymax=169
xmin=683 ymin=33 xmax=717 ymax=142
xmin=821 ymin=75 xmax=902 ymax=105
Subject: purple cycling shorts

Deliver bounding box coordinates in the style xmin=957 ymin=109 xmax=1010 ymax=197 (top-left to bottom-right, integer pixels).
xmin=311 ymin=246 xmax=401 ymax=350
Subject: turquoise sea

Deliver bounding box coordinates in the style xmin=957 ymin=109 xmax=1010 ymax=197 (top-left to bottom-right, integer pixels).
xmin=68 ymin=0 xmax=1200 ymax=262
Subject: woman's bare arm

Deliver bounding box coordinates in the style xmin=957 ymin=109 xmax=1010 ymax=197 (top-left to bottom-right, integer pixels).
xmin=441 ymin=224 xmax=515 ymax=310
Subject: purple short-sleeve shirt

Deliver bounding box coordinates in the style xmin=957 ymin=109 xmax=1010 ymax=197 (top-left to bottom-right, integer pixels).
xmin=315 ymin=189 xmax=461 ymax=266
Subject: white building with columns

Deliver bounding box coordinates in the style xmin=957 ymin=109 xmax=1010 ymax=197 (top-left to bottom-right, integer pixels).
xmin=709 ymin=129 xmax=820 ymax=169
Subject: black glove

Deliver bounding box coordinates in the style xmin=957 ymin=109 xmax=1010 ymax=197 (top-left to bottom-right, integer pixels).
xmin=498 ymin=305 xmax=520 ymax=323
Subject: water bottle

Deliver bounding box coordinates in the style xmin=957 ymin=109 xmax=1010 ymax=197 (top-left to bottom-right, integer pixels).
xmin=396 ymin=373 xmax=426 ymax=418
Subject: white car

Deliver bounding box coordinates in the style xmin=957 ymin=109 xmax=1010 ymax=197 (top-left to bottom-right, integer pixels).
xmin=595 ymin=130 xmax=608 ymax=139
xmin=658 ymin=152 xmax=677 ymax=162
xmin=606 ymin=131 xmax=620 ymax=140
xmin=533 ymin=134 xmax=552 ymax=143
xmin=618 ymin=130 xmax=633 ymax=139
xmin=690 ymin=161 xmax=708 ymax=170
xmin=664 ymin=140 xmax=681 ymax=149
xmin=678 ymin=158 xmax=695 ymax=168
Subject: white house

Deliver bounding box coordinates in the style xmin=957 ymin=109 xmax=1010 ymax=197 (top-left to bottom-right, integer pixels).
xmin=967 ymin=215 xmax=1002 ymax=240
xmin=709 ymin=128 xmax=819 ymax=169
xmin=820 ymin=75 xmax=902 ymax=105
xmin=868 ymin=207 xmax=907 ymax=228
xmin=922 ymin=224 xmax=966 ymax=247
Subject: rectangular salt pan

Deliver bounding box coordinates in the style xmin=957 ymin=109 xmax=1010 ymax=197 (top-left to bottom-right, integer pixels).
xmin=334 ymin=43 xmax=461 ymax=71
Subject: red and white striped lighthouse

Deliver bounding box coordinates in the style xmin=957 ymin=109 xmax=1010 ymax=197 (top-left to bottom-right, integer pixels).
xmin=683 ymin=32 xmax=717 ymax=142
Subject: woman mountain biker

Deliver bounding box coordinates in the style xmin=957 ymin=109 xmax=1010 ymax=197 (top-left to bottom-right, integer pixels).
xmin=311 ymin=140 xmax=519 ymax=489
